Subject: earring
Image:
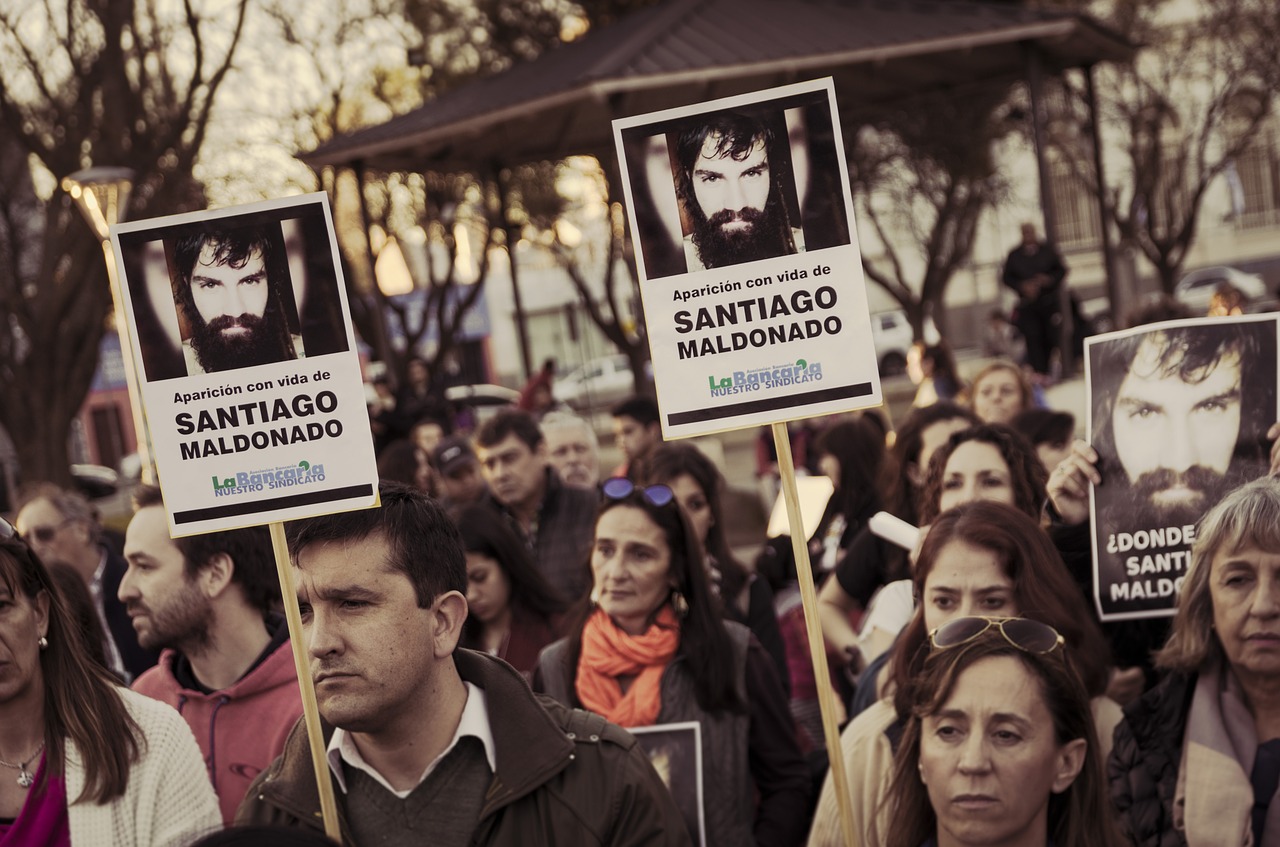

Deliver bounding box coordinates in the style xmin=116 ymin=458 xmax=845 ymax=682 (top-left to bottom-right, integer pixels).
xmin=38 ymin=636 xmax=48 ymax=650
xmin=671 ymin=590 xmax=689 ymax=619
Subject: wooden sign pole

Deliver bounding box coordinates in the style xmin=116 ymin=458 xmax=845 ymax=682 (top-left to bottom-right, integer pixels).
xmin=269 ymin=521 xmax=341 ymax=842
xmin=771 ymin=422 xmax=858 ymax=847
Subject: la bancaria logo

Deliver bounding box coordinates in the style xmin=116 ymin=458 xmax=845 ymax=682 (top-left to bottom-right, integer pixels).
xmin=706 ymin=359 xmax=823 ymax=397
xmin=211 ymin=460 xmax=326 ymax=496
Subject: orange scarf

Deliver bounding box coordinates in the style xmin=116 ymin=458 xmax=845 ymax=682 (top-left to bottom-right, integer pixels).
xmin=575 ymin=605 xmax=680 ymax=727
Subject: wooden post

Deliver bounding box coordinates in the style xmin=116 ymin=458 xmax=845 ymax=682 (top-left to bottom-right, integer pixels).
xmin=269 ymin=521 xmax=341 ymax=842
xmin=771 ymin=422 xmax=858 ymax=846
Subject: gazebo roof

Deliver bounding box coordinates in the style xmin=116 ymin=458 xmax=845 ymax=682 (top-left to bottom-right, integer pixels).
xmin=301 ymin=0 xmax=1133 ymax=172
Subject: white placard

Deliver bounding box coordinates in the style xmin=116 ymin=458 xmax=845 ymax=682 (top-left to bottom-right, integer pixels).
xmin=110 ymin=193 xmax=378 ymax=536
xmin=630 ymin=721 xmax=706 ymax=847
xmin=613 ymin=78 xmax=882 ymax=438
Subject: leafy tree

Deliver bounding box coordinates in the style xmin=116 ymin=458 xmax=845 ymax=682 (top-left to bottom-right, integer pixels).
xmin=0 ymin=0 xmax=248 ymax=484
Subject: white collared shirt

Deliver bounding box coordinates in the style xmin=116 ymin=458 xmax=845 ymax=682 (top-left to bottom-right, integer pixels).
xmin=326 ymin=681 xmax=496 ymax=799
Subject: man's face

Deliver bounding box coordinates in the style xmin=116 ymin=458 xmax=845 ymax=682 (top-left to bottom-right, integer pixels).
xmin=119 ymin=506 xmax=212 ymax=652
xmin=187 ymin=243 xmax=283 ymax=372
xmin=1111 ymin=335 xmax=1242 ymax=521
xmin=686 ymin=132 xmax=786 ymax=268
xmin=612 ymin=416 xmax=660 ymax=464
xmin=191 ymin=243 xmax=269 ymax=326
xmin=16 ymin=498 xmax=92 ymax=573
xmin=439 ymin=459 xmax=487 ymax=505
xmin=476 ymin=434 xmax=547 ymax=510
xmin=296 ymin=533 xmax=451 ymax=734
xmin=692 ymin=134 xmax=771 ymax=228
xmin=544 ymin=424 xmax=600 ymax=488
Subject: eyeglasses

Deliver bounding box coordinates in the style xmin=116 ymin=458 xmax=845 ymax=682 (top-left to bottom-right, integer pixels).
xmin=928 ymin=616 xmax=1065 ymax=655
xmin=601 ymin=477 xmax=676 ymax=508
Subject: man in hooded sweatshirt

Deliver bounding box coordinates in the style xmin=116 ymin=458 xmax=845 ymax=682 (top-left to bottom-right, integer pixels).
xmin=120 ymin=484 xmax=302 ymax=823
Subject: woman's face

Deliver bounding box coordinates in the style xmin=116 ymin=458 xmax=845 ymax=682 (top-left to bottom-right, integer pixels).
xmin=668 ymin=474 xmax=713 ymax=546
xmin=464 ymin=552 xmax=512 ymax=626
xmin=0 ymin=575 xmax=49 ymax=709
xmin=922 ymin=540 xmax=1016 ymax=632
xmin=1209 ymin=544 xmax=1280 ymax=684
xmin=973 ymin=369 xmax=1023 ymax=425
xmin=592 ymin=506 xmax=674 ymax=636
xmin=919 ymin=655 xmax=1085 ymax=847
xmin=909 ymin=418 xmax=972 ymax=489
xmin=938 ymin=441 xmax=1015 ymax=514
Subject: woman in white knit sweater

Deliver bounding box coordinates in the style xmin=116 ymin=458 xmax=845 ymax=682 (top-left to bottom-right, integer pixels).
xmin=0 ymin=516 xmax=220 ymax=846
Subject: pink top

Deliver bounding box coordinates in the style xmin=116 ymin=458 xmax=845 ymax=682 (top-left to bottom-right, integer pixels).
xmin=0 ymin=756 xmax=71 ymax=847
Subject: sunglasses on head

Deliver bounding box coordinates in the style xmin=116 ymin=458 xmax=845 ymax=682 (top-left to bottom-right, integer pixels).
xmin=928 ymin=616 xmax=1065 ymax=655
xmin=601 ymin=477 xmax=675 ymax=508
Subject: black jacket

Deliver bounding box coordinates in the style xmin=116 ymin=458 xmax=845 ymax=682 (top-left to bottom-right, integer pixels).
xmin=1108 ymin=671 xmax=1196 ymax=847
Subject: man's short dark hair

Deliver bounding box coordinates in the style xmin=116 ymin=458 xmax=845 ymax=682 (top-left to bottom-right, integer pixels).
xmin=1010 ymin=408 xmax=1075 ymax=449
xmin=132 ymin=485 xmax=280 ymax=615
xmin=284 ymin=481 xmax=465 ymax=607
xmin=673 ymin=111 xmax=774 ymax=210
xmin=1090 ymin=322 xmax=1276 ymax=477
xmin=611 ymin=396 xmax=660 ymax=428
xmin=474 ymin=408 xmax=543 ymax=451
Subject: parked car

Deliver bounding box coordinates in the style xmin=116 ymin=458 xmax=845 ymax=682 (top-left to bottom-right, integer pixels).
xmin=555 ymin=354 xmax=652 ymax=411
xmin=871 ymin=309 xmax=939 ymax=377
xmin=1174 ymin=266 xmax=1267 ymax=313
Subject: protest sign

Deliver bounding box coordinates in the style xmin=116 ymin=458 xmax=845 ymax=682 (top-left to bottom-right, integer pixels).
xmin=1086 ymin=314 xmax=1279 ymax=620
xmin=613 ymin=78 xmax=881 ymax=439
xmin=631 ymin=722 xmax=705 ymax=847
xmin=111 ymin=193 xmax=378 ymax=536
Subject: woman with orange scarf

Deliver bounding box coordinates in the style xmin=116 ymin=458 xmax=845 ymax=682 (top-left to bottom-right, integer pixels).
xmin=535 ymin=479 xmax=809 ymax=847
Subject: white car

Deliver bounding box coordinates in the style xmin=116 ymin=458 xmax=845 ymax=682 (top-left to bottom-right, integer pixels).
xmin=1174 ymin=266 xmax=1267 ymax=313
xmin=871 ymin=309 xmax=939 ymax=376
xmin=555 ymin=355 xmax=652 ymax=411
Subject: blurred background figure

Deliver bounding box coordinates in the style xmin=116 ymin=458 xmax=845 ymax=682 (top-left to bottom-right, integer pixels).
xmin=967 ymin=360 xmax=1035 ymax=426
xmin=1011 ymin=407 xmax=1077 ymax=476
xmin=907 ymin=340 xmax=964 ymax=408
xmin=1002 ymin=222 xmax=1067 ymax=379
xmin=455 ymin=505 xmax=566 ymax=679
xmin=517 ymin=357 xmax=558 ymax=419
xmin=432 ymin=436 xmax=488 ymax=512
xmin=540 ymin=411 xmax=601 ymax=489
xmin=1208 ymin=280 xmax=1247 ymax=316
xmin=15 ymin=483 xmax=158 ymax=682
xmin=611 ymin=396 xmax=663 ymax=482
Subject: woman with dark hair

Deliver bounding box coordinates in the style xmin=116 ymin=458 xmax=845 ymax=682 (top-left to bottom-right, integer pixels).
xmin=455 ymin=506 xmax=566 ymax=678
xmin=818 ymin=404 xmax=978 ymax=666
xmin=1011 ymin=407 xmax=1076 ymax=477
xmin=644 ymin=443 xmax=787 ymax=687
xmin=807 ymin=502 xmax=1117 ymax=847
xmin=884 ymin=621 xmax=1124 ymax=847
xmin=810 ymin=417 xmax=888 ymax=574
xmin=535 ymin=480 xmax=809 ymax=847
xmin=45 ymin=562 xmax=112 ymax=676
xmin=0 ymin=518 xmax=219 ymax=845
xmin=843 ymin=423 xmax=1049 ymax=686
xmin=1110 ymin=476 xmax=1280 ymax=846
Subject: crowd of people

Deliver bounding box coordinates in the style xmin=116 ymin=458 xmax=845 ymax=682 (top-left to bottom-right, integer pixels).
xmin=4 ymin=292 xmax=1280 ymax=847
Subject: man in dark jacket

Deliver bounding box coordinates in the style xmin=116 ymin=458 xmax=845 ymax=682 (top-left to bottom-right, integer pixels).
xmin=237 ymin=482 xmax=687 ymax=846
xmin=1002 ymin=222 xmax=1067 ymax=377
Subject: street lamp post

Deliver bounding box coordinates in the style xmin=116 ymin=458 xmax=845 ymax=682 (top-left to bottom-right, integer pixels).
xmin=61 ymin=167 xmax=157 ymax=484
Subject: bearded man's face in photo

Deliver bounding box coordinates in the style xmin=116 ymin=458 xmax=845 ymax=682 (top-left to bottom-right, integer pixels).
xmin=187 ymin=241 xmax=285 ymax=372
xmin=1110 ymin=334 xmax=1244 ymax=527
xmin=687 ymin=133 xmax=788 ymax=268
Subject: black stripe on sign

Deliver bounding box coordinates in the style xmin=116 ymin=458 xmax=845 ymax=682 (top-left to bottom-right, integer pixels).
xmin=173 ymin=484 xmax=375 ymax=524
xmin=666 ymin=382 xmax=874 ymax=426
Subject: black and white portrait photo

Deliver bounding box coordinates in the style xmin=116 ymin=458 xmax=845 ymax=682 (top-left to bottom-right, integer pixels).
xmin=1087 ymin=316 xmax=1279 ymax=619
